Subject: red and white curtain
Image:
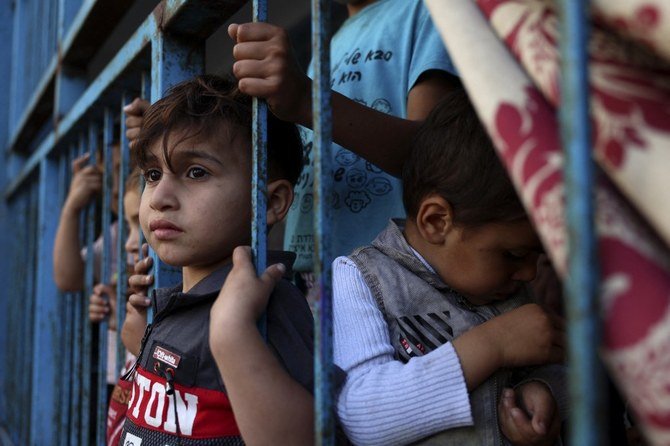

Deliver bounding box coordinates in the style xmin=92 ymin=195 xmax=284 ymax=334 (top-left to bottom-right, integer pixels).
xmin=424 ymin=0 xmax=670 ymax=443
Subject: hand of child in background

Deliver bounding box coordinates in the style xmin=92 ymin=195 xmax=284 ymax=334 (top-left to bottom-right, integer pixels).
xmin=64 ymin=154 xmax=102 ymax=213
xmin=88 ymin=283 xmax=117 ymax=330
xmin=489 ymin=303 xmax=565 ymax=368
xmin=498 ymin=382 xmax=561 ymax=446
xmin=228 ymin=23 xmax=311 ymax=126
xmin=210 ymin=246 xmax=285 ymax=346
xmin=123 ymin=97 xmax=150 ymax=149
xmin=122 ymin=244 xmax=153 ymax=356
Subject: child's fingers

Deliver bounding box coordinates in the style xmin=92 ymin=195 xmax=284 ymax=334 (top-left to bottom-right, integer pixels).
xmin=259 ymin=263 xmax=286 ymax=290
xmin=141 ymin=243 xmax=150 ymax=258
xmin=228 ymin=23 xmax=239 ymax=41
xmin=128 ymin=293 xmax=151 ymax=308
xmin=232 ymin=59 xmax=273 ymax=81
xmin=237 ymin=78 xmax=278 ymax=99
xmin=128 ymin=273 xmax=153 ymax=289
xmin=123 ymin=97 xmax=149 ymax=116
xmin=125 ymin=115 xmax=144 ymax=129
xmin=234 ymin=22 xmax=282 ymax=43
xmin=71 ymin=153 xmax=90 ymax=173
xmin=134 ymin=255 xmax=153 ymax=274
xmin=233 ymin=41 xmax=274 ymax=62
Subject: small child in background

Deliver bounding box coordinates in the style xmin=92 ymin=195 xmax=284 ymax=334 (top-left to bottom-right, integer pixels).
xmin=333 ymin=89 xmax=566 ymax=445
xmin=53 ymin=144 xmax=122 ymax=290
xmin=87 ymin=168 xmax=144 ymax=446
xmin=120 ymin=75 xmax=316 ymax=446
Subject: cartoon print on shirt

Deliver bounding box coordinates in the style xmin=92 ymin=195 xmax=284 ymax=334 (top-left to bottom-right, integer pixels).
xmin=335 ymin=149 xmax=359 ymax=167
xmin=346 ymin=169 xmax=368 ymax=190
xmin=366 ymin=177 xmax=393 ymax=196
xmin=301 ymin=193 xmax=314 ymax=213
xmin=345 ymin=191 xmax=372 ymax=213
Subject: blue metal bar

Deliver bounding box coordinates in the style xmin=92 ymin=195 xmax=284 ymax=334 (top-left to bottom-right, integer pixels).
xmin=58 ymin=150 xmax=73 ymax=445
xmin=311 ymin=0 xmax=334 ymax=443
xmin=21 ymin=184 xmax=38 ymax=445
xmin=97 ymin=108 xmax=114 ymax=446
xmin=117 ymin=93 xmax=131 ymax=377
xmin=148 ymin=31 xmax=203 ymax=295
xmin=29 ymin=156 xmax=62 ymax=445
xmin=252 ymin=0 xmax=268 ymax=340
xmin=70 ymin=134 xmax=86 ymax=446
xmin=81 ymin=121 xmax=98 ymax=446
xmin=558 ymin=1 xmax=604 ymax=445
xmin=138 ymin=71 xmax=149 ymax=263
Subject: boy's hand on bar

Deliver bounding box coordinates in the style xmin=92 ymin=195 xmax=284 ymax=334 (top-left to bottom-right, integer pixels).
xmin=210 ymin=246 xmax=285 ymax=343
xmin=127 ymin=243 xmax=153 ymax=316
xmin=88 ymin=283 xmax=117 ymax=330
xmin=123 ymin=97 xmax=150 ymax=149
xmin=64 ymin=153 xmax=102 ymax=214
xmin=228 ymin=22 xmax=311 ymax=126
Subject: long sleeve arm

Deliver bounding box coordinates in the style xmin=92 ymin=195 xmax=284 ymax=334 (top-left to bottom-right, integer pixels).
xmin=333 ymin=257 xmax=472 ymax=446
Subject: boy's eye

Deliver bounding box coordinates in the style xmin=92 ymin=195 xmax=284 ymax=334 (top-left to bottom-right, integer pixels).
xmin=143 ymin=169 xmax=162 ymax=183
xmin=187 ymin=167 xmax=209 ymax=179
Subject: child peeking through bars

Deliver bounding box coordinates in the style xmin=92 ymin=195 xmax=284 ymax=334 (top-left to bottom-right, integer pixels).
xmin=119 ymin=75 xmax=321 ymax=445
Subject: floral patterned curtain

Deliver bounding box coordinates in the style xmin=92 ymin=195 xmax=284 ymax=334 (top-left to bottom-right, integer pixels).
xmin=424 ymin=0 xmax=670 ymax=443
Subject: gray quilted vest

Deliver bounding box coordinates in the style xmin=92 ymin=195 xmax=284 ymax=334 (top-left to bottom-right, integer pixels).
xmin=349 ymin=220 xmax=531 ymax=445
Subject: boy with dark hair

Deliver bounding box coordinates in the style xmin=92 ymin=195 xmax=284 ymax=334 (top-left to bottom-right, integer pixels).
xmin=333 ymin=89 xmax=566 ymax=445
xmin=120 ymin=74 xmax=314 ymax=445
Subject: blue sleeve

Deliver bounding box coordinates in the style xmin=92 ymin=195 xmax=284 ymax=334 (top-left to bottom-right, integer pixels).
xmin=407 ymin=1 xmax=459 ymax=92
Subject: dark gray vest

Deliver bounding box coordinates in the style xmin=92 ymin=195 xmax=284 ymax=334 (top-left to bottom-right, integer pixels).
xmin=349 ymin=220 xmax=531 ymax=445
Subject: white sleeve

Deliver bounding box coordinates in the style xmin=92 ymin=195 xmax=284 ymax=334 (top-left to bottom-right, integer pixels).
xmin=333 ymin=256 xmax=473 ymax=446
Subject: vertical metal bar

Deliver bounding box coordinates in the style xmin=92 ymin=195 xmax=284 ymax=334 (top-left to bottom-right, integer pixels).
xmin=558 ymin=1 xmax=604 ymax=445
xmin=70 ymin=134 xmax=85 ymax=446
xmin=138 ymin=71 xmax=149 ymax=263
xmin=81 ymin=121 xmax=98 ymax=446
xmin=96 ymin=108 xmax=114 ymax=446
xmin=116 ymin=93 xmax=131 ymax=376
xmin=58 ymin=150 xmax=73 ymax=445
xmin=149 ymin=32 xmax=203 ymax=294
xmin=251 ymin=0 xmax=268 ymax=339
xmin=311 ymin=0 xmax=334 ymax=444
xmin=29 ymin=156 xmax=62 ymax=445
xmin=22 ymin=184 xmax=38 ymax=446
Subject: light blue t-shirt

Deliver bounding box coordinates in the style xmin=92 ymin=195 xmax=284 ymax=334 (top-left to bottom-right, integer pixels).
xmin=285 ymin=0 xmax=456 ymax=272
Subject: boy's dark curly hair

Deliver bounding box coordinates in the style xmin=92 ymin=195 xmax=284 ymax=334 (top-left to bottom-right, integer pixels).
xmin=134 ymin=74 xmax=303 ymax=185
xmin=403 ymin=88 xmax=526 ymax=226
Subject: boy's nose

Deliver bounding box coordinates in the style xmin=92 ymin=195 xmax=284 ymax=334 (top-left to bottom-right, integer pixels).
xmin=149 ymin=176 xmax=179 ymax=211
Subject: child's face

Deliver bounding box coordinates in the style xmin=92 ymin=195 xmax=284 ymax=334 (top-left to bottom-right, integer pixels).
xmin=123 ymin=189 xmax=141 ymax=265
xmin=139 ymin=131 xmax=252 ymax=272
xmin=434 ymin=219 xmax=542 ymax=306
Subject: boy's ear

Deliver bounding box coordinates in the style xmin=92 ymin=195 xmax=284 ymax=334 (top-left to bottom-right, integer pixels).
xmin=415 ymin=194 xmax=454 ymax=245
xmin=266 ymin=179 xmax=294 ymax=226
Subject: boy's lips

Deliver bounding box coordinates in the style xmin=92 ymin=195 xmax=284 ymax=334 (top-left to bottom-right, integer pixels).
xmin=149 ymin=219 xmax=184 ymax=240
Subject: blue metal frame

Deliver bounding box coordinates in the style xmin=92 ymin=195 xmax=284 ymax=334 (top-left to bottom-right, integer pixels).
xmin=29 ymin=156 xmax=62 ymax=445
xmin=117 ymin=94 xmax=131 ymax=377
xmin=558 ymin=0 xmax=604 ymax=445
xmin=311 ymin=0 xmax=334 ymax=444
xmin=252 ymin=0 xmax=269 ymax=280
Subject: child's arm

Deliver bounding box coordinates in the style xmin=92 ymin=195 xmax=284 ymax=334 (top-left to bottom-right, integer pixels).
xmin=334 ymin=257 xmax=472 ymax=445
xmin=121 ymin=247 xmax=152 ymax=356
xmin=209 ymin=246 xmax=313 ymax=446
xmin=52 ymin=154 xmax=102 ymax=291
xmin=452 ymin=304 xmax=565 ymax=391
xmin=228 ymin=22 xmax=459 ymax=177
